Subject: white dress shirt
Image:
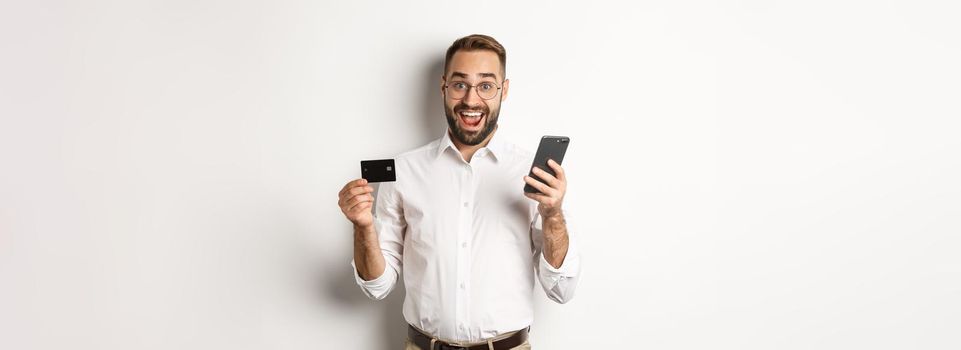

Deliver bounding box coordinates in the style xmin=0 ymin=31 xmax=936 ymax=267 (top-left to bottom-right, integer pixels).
xmin=351 ymin=129 xmax=581 ymax=343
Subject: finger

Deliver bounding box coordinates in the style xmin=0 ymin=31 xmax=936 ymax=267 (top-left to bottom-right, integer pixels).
xmin=547 ymin=159 xmax=566 ymax=181
xmin=348 ymin=200 xmax=372 ymax=214
xmin=531 ymin=166 xmax=560 ymax=188
xmin=339 ymin=178 xmax=368 ymax=197
xmin=338 ymin=179 xmax=360 ymax=197
xmin=524 ymin=175 xmax=557 ymax=196
xmin=348 ymin=200 xmax=373 ymax=214
xmin=342 ymin=180 xmax=371 ymax=198
xmin=525 ymin=191 xmax=563 ymax=210
xmin=338 ymin=186 xmax=373 ymax=207
xmin=342 ymin=185 xmax=373 ymax=201
xmin=345 ymin=193 xmax=374 ymax=209
xmin=524 ymin=191 xmax=550 ymax=203
xmin=346 ymin=195 xmax=374 ymax=212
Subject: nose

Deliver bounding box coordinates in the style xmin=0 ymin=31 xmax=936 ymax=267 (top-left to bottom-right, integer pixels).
xmin=463 ymin=85 xmax=483 ymax=106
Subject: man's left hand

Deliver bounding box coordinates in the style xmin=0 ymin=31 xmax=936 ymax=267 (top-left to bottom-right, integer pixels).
xmin=523 ymin=159 xmax=566 ymax=219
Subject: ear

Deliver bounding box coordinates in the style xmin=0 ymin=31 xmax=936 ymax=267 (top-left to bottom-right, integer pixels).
xmin=500 ymin=78 xmax=510 ymax=102
xmin=440 ymin=75 xmax=447 ymax=98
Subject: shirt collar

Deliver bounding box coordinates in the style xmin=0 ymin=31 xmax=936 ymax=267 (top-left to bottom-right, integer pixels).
xmin=434 ymin=128 xmax=505 ymax=162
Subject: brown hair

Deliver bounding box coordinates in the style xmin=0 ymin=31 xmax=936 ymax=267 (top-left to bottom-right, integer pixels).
xmin=444 ymin=34 xmax=507 ymax=79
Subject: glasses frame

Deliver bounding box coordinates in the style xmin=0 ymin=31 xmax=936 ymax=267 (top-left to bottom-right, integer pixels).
xmin=443 ymin=80 xmax=503 ymax=101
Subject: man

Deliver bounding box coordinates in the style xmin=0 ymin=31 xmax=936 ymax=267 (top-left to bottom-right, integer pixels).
xmin=337 ymin=34 xmax=581 ymax=350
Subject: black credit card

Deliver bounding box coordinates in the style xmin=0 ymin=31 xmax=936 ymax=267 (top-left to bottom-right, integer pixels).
xmin=360 ymin=159 xmax=396 ymax=183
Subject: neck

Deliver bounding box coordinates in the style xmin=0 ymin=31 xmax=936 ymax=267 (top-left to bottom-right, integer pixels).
xmin=450 ymin=125 xmax=497 ymax=163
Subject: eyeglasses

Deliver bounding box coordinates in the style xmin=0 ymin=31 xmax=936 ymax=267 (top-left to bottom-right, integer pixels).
xmin=443 ymin=81 xmax=502 ymax=100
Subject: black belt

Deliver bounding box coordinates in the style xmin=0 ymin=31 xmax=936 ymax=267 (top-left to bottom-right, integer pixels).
xmin=407 ymin=324 xmax=529 ymax=350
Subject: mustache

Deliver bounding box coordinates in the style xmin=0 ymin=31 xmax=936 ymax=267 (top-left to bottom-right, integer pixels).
xmin=454 ymin=104 xmax=488 ymax=113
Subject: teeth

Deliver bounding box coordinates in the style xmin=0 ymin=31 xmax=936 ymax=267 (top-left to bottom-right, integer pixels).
xmin=461 ymin=111 xmax=482 ymax=117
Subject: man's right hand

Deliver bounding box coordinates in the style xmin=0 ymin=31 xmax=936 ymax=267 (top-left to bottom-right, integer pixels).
xmin=338 ymin=178 xmax=375 ymax=229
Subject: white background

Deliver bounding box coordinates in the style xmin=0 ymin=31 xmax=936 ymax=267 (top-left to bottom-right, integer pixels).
xmin=1 ymin=1 xmax=959 ymax=349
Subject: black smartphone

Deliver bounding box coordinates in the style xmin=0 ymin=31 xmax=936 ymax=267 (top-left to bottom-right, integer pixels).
xmin=524 ymin=136 xmax=570 ymax=194
xmin=360 ymin=159 xmax=396 ymax=183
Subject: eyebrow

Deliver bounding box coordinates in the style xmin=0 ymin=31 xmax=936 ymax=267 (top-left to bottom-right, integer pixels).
xmin=450 ymin=71 xmax=499 ymax=80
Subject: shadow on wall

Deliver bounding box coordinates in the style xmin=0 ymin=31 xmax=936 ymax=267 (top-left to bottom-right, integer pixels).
xmin=325 ymin=262 xmax=407 ymax=349
xmin=420 ymin=57 xmax=448 ymax=143
xmin=324 ymin=57 xmax=447 ymax=350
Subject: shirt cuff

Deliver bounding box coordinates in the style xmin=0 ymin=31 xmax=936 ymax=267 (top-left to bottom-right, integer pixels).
xmin=538 ymin=247 xmax=580 ymax=279
xmin=351 ymin=259 xmax=392 ymax=290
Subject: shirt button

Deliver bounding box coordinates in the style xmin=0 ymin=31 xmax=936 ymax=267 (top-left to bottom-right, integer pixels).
xmin=459 ymin=282 xmax=465 ymax=289
xmin=463 ymin=202 xmax=469 ymax=207
xmin=461 ymin=242 xmax=467 ymax=248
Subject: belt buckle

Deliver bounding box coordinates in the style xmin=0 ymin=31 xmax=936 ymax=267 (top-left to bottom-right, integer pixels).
xmin=437 ymin=343 xmax=468 ymax=350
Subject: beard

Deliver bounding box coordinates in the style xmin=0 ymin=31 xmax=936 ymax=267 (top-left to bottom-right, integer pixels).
xmin=444 ymin=100 xmax=500 ymax=146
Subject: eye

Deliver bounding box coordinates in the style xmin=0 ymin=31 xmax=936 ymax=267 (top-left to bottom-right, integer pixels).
xmin=479 ymin=82 xmax=494 ymax=91
xmin=451 ymin=82 xmax=467 ymax=90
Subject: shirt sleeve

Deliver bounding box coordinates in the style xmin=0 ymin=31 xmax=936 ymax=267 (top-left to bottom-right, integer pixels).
xmin=531 ymin=208 xmax=582 ymax=304
xmin=350 ymin=180 xmax=406 ymax=300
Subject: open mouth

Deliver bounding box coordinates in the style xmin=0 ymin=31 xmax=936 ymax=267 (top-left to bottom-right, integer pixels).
xmin=457 ymin=110 xmax=485 ymax=129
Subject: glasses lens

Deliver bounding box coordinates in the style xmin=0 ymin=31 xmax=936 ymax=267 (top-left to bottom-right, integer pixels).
xmin=477 ymin=82 xmax=497 ymax=99
xmin=447 ymin=82 xmax=467 ymax=99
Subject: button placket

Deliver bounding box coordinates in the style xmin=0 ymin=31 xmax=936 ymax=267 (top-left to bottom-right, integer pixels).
xmin=454 ymin=164 xmax=473 ymax=340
